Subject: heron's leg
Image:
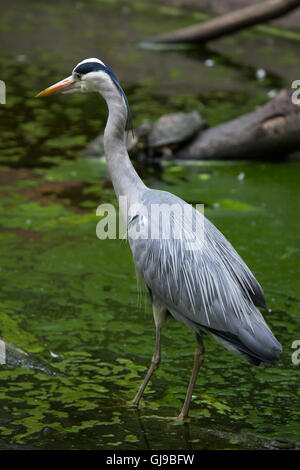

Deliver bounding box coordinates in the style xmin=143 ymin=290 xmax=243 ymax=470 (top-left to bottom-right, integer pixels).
xmin=178 ymin=333 xmax=205 ymax=420
xmin=133 ymin=324 xmax=162 ymax=406
xmin=133 ymin=297 xmax=166 ymax=406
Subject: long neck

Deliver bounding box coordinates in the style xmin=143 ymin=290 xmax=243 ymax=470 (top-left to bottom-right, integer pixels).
xmin=101 ymin=86 xmax=146 ymax=203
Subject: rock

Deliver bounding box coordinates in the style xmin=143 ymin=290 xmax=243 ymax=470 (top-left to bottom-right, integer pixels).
xmin=136 ymin=119 xmax=153 ymax=140
xmin=82 ymin=111 xmax=204 ymax=159
xmin=148 ymin=111 xmax=204 ymax=148
xmin=82 ymin=132 xmax=139 ymax=158
xmin=82 ymin=134 xmax=105 ymax=158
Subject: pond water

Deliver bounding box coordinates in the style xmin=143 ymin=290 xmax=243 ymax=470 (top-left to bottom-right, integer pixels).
xmin=0 ymin=0 xmax=299 ymax=450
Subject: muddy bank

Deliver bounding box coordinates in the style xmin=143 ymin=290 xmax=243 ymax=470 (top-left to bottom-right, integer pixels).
xmin=153 ymin=0 xmax=300 ymax=30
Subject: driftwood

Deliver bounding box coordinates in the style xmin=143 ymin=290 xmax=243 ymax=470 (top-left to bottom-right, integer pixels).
xmin=149 ymin=0 xmax=300 ymax=44
xmin=175 ymin=90 xmax=300 ymax=160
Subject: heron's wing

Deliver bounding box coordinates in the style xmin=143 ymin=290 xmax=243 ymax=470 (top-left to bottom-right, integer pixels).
xmin=129 ymin=188 xmax=264 ymax=325
xmin=128 ymin=188 xmax=281 ymax=363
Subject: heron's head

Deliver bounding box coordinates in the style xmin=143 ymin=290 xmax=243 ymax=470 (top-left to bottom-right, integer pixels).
xmin=36 ymin=58 xmax=124 ymax=96
xmin=36 ymin=57 xmax=132 ymax=129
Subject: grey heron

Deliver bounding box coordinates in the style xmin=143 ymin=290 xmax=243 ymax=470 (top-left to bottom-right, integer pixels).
xmin=36 ymin=58 xmax=282 ymax=420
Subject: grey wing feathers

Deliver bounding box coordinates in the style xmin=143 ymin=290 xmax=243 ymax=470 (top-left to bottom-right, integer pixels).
xmin=129 ymin=188 xmax=281 ymax=365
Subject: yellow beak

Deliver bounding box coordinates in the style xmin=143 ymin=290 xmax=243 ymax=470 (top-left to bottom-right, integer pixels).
xmin=35 ymin=75 xmax=76 ymax=97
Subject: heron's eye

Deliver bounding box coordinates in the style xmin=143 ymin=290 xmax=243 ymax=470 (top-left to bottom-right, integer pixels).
xmin=73 ymin=72 xmax=81 ymax=80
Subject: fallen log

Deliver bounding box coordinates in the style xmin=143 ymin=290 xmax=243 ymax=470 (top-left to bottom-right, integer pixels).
xmin=148 ymin=0 xmax=300 ymax=44
xmin=174 ymin=90 xmax=300 ymax=160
